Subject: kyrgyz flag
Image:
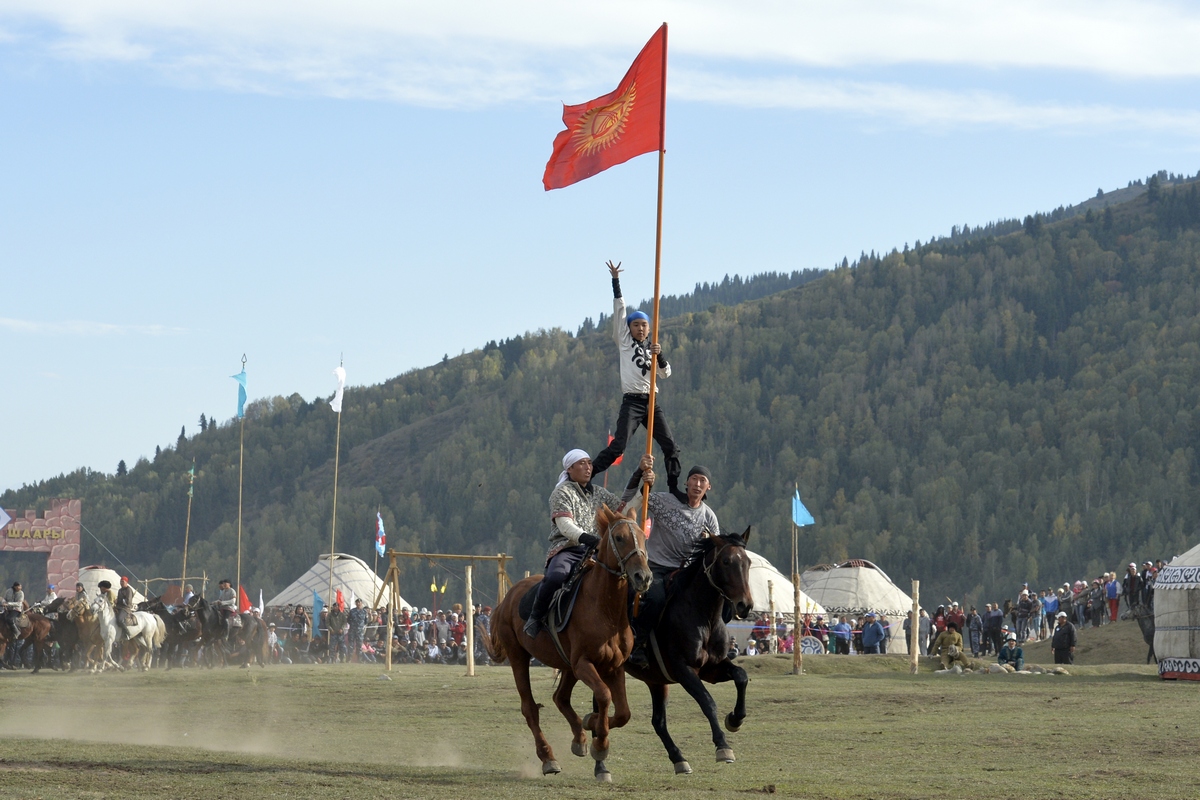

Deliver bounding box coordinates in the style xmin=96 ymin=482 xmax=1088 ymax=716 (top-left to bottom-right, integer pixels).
xmin=543 ymin=24 xmax=666 ymax=191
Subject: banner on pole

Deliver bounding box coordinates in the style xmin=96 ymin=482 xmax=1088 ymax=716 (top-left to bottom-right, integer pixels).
xmin=792 ymin=489 xmax=815 ymax=527
xmin=330 ymin=365 xmax=346 ymax=413
xmin=231 ymin=369 xmax=247 ymax=419
xmin=543 ymin=24 xmax=666 ymax=190
xmin=375 ymin=513 xmax=387 ymax=557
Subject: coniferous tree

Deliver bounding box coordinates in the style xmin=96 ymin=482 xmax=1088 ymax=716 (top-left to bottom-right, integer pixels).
xmin=116 ymin=460 xmax=127 ymax=477
xmin=199 ymin=414 xmax=208 ymax=433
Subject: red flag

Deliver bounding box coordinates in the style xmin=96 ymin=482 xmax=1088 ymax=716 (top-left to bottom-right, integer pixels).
xmin=335 ymin=588 xmax=345 ymax=612
xmin=543 ymin=24 xmax=666 ymax=191
xmin=608 ymin=433 xmax=624 ymax=466
xmin=238 ymin=585 xmax=251 ymax=613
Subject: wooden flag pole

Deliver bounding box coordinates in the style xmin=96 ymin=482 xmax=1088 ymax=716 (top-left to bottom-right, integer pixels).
xmin=236 ymin=354 xmax=246 ymax=602
xmin=181 ymin=457 xmax=195 ymax=591
xmin=910 ymin=580 xmax=921 ymax=675
xmin=640 ymin=23 xmax=668 ymax=525
xmin=328 ymin=357 xmax=344 ymax=647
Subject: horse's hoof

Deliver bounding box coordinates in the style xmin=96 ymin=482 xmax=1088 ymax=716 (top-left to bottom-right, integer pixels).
xmin=674 ymin=761 xmax=693 ymax=775
xmin=594 ymin=762 xmax=612 ymax=783
xmin=571 ymin=740 xmax=588 ymax=758
xmin=716 ymin=748 xmax=736 ymax=763
xmin=725 ymin=712 xmax=743 ymax=732
xmin=542 ymin=760 xmax=561 ymax=775
xmin=589 ymin=741 xmax=609 ymax=762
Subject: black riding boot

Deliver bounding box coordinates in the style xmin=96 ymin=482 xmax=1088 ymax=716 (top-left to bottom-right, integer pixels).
xmin=524 ymin=586 xmax=550 ymax=638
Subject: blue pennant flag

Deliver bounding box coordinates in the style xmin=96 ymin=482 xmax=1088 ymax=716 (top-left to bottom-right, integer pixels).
xmin=231 ymin=368 xmax=247 ymax=419
xmin=312 ymin=589 xmax=325 ymax=627
xmin=375 ymin=513 xmax=387 ymax=558
xmin=792 ymin=489 xmax=815 ymax=527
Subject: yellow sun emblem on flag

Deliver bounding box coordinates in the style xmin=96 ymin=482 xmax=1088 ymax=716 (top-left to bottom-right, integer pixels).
xmin=571 ymin=82 xmax=637 ymax=156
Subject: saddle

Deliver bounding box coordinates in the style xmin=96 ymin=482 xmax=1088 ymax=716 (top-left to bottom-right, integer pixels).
xmin=519 ymin=557 xmax=591 ymax=635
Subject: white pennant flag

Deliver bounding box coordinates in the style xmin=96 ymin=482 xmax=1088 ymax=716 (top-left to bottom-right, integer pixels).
xmin=330 ymin=365 xmax=346 ymax=413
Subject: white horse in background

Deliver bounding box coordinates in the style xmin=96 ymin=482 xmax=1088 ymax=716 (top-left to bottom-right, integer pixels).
xmin=121 ymin=611 xmax=165 ymax=671
xmin=90 ymin=599 xmax=122 ymax=672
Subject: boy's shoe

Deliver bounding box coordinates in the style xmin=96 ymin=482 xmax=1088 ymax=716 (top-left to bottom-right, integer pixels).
xmin=523 ymin=616 xmax=543 ymax=638
xmin=626 ymin=644 xmax=650 ymax=671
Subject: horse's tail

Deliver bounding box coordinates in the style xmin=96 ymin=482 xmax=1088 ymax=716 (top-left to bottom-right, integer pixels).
xmin=485 ymin=625 xmax=505 ymax=664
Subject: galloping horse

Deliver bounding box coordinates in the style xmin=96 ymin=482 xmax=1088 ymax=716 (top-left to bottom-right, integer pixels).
xmin=42 ymin=596 xmax=81 ymax=670
xmin=90 ymin=599 xmax=122 ymax=671
xmin=0 ymin=610 xmax=55 ymax=673
xmin=487 ymin=505 xmax=652 ymax=782
xmin=120 ymin=610 xmax=166 ymax=671
xmin=140 ymin=596 xmax=201 ymax=668
xmin=624 ymin=528 xmax=755 ymax=774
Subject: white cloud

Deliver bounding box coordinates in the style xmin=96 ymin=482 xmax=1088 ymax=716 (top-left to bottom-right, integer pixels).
xmin=674 ymin=71 xmax=1200 ymax=135
xmin=0 ymin=318 xmax=186 ymax=336
xmin=4 ymin=0 xmax=1200 ymax=75
xmin=3 ymin=0 xmax=1200 ymax=121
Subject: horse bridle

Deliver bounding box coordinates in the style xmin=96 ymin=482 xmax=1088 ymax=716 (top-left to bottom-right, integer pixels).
xmin=592 ymin=518 xmax=647 ymax=579
xmin=701 ymin=536 xmax=745 ymax=606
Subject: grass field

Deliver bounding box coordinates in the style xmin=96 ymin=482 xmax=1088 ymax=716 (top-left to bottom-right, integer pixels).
xmin=0 ymin=622 xmax=1193 ymax=800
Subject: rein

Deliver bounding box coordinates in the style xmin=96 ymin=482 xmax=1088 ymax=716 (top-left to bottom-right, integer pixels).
xmin=592 ymin=518 xmax=646 ymax=579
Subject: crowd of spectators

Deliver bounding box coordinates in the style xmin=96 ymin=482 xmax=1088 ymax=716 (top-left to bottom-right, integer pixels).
xmin=259 ymin=601 xmax=495 ymax=666
xmin=724 ymin=559 xmax=1164 ymax=662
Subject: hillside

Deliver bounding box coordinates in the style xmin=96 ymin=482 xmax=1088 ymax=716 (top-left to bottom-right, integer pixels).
xmin=5 ymin=177 xmax=1200 ymax=608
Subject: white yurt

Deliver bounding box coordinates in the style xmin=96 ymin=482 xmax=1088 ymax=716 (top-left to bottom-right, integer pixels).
xmin=1153 ymin=542 xmax=1200 ymax=681
xmin=267 ymin=553 xmax=410 ymax=610
xmin=801 ymin=560 xmax=915 ymax=655
xmin=745 ymin=550 xmax=825 ymax=616
xmin=77 ymin=565 xmax=147 ymax=605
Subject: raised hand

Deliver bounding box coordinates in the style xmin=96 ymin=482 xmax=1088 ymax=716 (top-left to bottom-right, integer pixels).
xmin=607 ymin=260 xmax=623 ymax=278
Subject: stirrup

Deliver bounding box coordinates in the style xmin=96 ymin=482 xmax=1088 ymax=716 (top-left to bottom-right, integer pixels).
xmin=626 ymin=645 xmax=650 ymax=670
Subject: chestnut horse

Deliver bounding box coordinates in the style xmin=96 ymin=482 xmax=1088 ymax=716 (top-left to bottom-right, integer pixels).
xmin=487 ymin=505 xmax=652 ymax=782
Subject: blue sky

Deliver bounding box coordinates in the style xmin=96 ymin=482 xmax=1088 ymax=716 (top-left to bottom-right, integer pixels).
xmin=4 ymin=1 xmax=1200 ymax=493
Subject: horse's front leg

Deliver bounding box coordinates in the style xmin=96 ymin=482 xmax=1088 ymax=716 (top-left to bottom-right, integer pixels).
xmin=551 ymin=671 xmax=588 ymax=757
xmin=646 ymin=682 xmax=691 ymax=773
xmin=699 ymin=658 xmax=750 ymax=732
xmin=672 ymin=656 xmax=735 ymax=763
xmin=573 ymin=659 xmax=614 ymax=769
xmin=510 ymin=650 xmax=560 ymax=774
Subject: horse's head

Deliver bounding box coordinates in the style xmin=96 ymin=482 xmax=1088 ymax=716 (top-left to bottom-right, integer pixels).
xmin=596 ymin=504 xmax=652 ymax=594
xmin=698 ymin=526 xmax=754 ymax=621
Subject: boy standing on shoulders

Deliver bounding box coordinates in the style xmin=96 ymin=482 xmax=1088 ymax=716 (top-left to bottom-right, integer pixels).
xmin=591 ymin=260 xmax=682 ymax=496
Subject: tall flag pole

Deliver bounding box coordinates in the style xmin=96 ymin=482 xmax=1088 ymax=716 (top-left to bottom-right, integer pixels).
xmin=181 ymin=458 xmax=196 ymax=591
xmin=542 ymin=23 xmax=668 ymax=526
xmin=327 ymin=358 xmax=346 ymax=646
xmin=232 ymin=355 xmax=248 ymax=603
xmin=792 ymin=484 xmax=815 ymax=675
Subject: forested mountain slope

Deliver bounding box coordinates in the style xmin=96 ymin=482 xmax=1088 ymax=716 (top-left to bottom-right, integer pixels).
xmin=6 ymin=180 xmax=1200 ymax=609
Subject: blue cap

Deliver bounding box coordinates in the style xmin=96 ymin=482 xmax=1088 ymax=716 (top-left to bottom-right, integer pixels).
xmin=626 ymin=310 xmax=650 ymax=325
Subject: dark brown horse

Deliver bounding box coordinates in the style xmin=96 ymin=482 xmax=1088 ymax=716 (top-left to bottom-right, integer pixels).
xmin=487 ymin=505 xmax=652 ymax=782
xmin=0 ymin=611 xmax=55 ymax=673
xmin=624 ymin=529 xmax=755 ymax=773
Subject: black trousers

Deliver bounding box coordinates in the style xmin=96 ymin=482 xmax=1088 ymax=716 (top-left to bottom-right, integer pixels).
xmin=531 ymin=546 xmax=587 ymax=620
xmin=1053 ymin=648 xmax=1074 ymax=665
xmin=593 ymin=393 xmax=681 ymax=491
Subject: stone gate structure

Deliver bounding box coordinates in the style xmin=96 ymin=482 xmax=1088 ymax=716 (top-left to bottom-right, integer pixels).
xmin=0 ymin=499 xmax=81 ymax=590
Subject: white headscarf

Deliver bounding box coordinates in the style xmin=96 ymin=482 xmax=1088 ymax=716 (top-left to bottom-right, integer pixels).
xmin=556 ymin=449 xmax=591 ymax=487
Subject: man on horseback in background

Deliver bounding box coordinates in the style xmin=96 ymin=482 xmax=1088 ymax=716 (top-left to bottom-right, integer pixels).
xmin=114 ymin=576 xmax=136 ymax=632
xmin=97 ymin=580 xmax=117 ymax=607
xmin=215 ymin=579 xmax=238 ymax=639
xmin=623 ymin=458 xmax=721 ymax=670
xmin=3 ymin=582 xmax=24 ymax=642
xmin=523 ymin=449 xmax=649 ymax=638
